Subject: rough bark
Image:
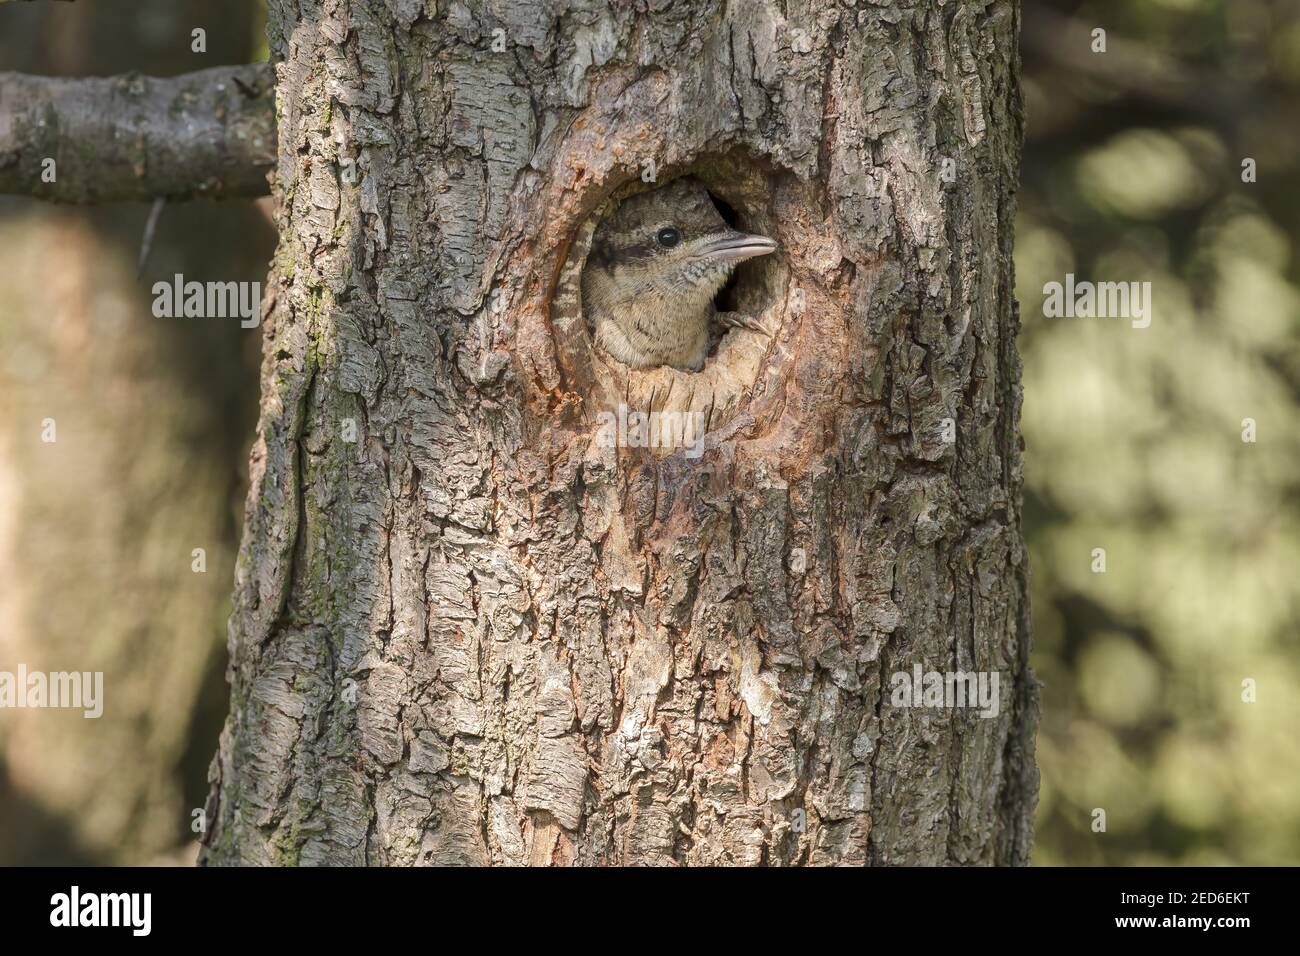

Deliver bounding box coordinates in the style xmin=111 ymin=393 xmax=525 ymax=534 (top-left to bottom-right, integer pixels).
xmin=203 ymin=0 xmax=1037 ymax=867
xmin=0 ymin=64 xmax=274 ymax=202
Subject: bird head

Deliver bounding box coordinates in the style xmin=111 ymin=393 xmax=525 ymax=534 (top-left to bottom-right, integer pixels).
xmin=583 ymin=177 xmax=777 ymax=323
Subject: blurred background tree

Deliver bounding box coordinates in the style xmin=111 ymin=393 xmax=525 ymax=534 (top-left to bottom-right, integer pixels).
xmin=0 ymin=0 xmax=1295 ymax=865
xmin=0 ymin=0 xmax=272 ymax=864
xmin=1020 ymin=0 xmax=1300 ymax=864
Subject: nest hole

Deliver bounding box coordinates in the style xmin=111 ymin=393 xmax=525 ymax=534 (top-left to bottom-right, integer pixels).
xmin=709 ymin=191 xmax=743 ymax=316
xmin=553 ymin=156 xmax=792 ymax=455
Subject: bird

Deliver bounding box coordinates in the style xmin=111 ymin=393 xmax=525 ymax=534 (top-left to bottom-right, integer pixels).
xmin=581 ymin=177 xmax=777 ymax=372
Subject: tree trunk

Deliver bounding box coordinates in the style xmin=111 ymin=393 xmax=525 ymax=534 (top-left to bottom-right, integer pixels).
xmin=201 ymin=0 xmax=1038 ymax=867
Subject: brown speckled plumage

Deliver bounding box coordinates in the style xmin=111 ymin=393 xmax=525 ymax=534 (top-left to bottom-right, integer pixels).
xmin=582 ymin=177 xmax=776 ymax=371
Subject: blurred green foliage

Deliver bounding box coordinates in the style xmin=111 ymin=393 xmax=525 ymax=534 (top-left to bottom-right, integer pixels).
xmin=1020 ymin=0 xmax=1300 ymax=864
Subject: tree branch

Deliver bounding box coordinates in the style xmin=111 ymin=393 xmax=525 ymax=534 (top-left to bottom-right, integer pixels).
xmin=0 ymin=63 xmax=275 ymax=202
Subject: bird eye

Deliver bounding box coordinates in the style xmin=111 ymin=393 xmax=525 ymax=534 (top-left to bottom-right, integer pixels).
xmin=656 ymin=227 xmax=681 ymax=248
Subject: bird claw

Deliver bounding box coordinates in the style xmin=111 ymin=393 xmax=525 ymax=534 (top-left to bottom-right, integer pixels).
xmin=717 ymin=311 xmax=773 ymax=336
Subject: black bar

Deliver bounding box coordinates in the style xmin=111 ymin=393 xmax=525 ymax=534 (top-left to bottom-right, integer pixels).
xmin=0 ymin=866 xmax=1281 ymax=942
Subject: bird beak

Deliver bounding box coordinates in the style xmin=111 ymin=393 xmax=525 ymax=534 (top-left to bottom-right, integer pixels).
xmin=697 ymin=231 xmax=778 ymax=263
